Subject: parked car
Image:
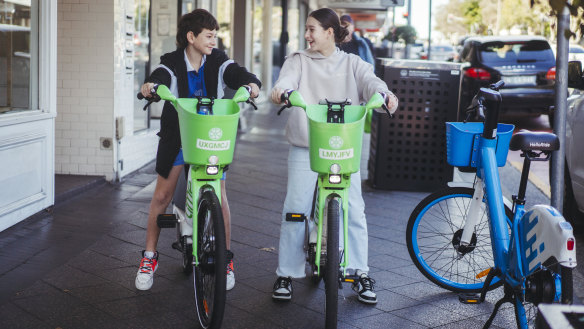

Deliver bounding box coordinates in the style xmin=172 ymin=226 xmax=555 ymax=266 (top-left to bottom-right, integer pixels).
xmin=569 ymin=44 xmax=584 ymax=66
xmin=418 ymin=44 xmax=457 ymax=62
xmin=564 ymin=60 xmax=584 ymax=229
xmin=456 ymin=35 xmax=556 ymax=120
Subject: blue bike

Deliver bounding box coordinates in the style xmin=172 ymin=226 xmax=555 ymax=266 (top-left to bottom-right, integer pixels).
xmin=406 ymin=81 xmax=576 ymax=329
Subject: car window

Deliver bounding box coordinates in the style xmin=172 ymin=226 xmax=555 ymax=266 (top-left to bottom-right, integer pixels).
xmin=432 ymin=45 xmax=454 ymax=52
xmin=478 ymin=40 xmax=554 ymax=64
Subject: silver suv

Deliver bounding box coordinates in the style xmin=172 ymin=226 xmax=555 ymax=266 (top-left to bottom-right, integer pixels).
xmin=564 ymin=61 xmax=584 ymax=228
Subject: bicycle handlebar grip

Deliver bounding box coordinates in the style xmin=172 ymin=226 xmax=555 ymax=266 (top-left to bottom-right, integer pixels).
xmin=137 ymin=92 xmax=145 ymax=100
xmin=490 ymin=80 xmax=505 ymax=91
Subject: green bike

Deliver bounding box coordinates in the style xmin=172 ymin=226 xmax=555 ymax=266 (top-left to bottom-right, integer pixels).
xmin=278 ymin=91 xmax=392 ymax=329
xmin=139 ymin=84 xmax=254 ymax=329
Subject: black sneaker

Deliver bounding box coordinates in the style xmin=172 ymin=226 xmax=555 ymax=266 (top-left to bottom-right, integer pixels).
xmin=351 ymin=271 xmax=377 ymax=304
xmin=272 ymin=276 xmax=293 ymax=300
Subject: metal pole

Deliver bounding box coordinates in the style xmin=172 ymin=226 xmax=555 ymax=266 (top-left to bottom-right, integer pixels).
xmin=551 ymin=5 xmax=570 ymax=209
xmin=405 ymin=0 xmax=411 ymax=58
xmin=279 ymin=0 xmax=289 ymax=67
xmin=391 ymin=6 xmax=395 ymax=57
xmin=427 ymin=0 xmax=432 ymax=60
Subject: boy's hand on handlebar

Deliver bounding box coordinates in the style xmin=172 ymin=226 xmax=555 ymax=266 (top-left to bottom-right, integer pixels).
xmin=140 ymin=83 xmax=156 ymax=98
xmin=246 ymin=83 xmax=260 ymax=98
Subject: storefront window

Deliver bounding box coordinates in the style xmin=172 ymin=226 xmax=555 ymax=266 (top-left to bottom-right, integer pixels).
xmin=0 ymin=0 xmax=38 ymax=114
xmin=133 ymin=0 xmax=150 ymax=131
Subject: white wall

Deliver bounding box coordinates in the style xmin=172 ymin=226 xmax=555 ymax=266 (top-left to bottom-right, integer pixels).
xmin=56 ymin=0 xmax=116 ymax=180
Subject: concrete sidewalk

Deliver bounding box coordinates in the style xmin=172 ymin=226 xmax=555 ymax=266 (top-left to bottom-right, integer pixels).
xmin=0 ymin=100 xmax=580 ymax=329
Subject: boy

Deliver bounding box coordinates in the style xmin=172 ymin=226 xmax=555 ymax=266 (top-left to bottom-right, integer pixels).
xmin=136 ymin=9 xmax=261 ymax=291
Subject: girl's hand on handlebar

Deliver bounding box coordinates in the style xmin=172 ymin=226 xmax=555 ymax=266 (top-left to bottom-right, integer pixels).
xmin=246 ymin=83 xmax=260 ymax=98
xmin=140 ymin=82 xmax=156 ymax=98
xmin=271 ymin=88 xmax=284 ymax=104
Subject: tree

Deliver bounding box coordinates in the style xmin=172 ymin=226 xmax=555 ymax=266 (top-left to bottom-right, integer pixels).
xmin=386 ymin=25 xmax=418 ymax=44
xmin=534 ymin=0 xmax=584 ymax=40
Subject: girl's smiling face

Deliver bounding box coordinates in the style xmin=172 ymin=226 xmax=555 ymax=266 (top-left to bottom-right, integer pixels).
xmin=189 ymin=28 xmax=217 ymax=55
xmin=304 ymin=16 xmax=334 ymax=54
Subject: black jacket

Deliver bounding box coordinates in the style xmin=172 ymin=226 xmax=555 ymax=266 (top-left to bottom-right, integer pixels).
xmin=146 ymin=48 xmax=261 ymax=178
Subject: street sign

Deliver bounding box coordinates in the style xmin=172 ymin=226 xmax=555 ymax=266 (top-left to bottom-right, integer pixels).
xmin=325 ymin=0 xmax=405 ymax=10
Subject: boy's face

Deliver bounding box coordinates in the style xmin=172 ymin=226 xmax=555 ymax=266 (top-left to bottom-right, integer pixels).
xmin=187 ymin=28 xmax=217 ymax=55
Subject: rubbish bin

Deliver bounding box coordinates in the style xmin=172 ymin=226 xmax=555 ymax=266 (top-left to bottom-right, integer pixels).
xmin=368 ymin=59 xmax=463 ymax=192
xmin=536 ymin=304 xmax=584 ymax=329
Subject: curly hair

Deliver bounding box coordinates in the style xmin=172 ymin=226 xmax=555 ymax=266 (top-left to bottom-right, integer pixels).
xmin=309 ymin=8 xmax=349 ymax=44
xmin=176 ymin=9 xmax=220 ymax=49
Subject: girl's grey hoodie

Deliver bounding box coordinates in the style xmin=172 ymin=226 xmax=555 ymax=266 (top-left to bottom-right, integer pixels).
xmin=273 ymin=48 xmax=398 ymax=148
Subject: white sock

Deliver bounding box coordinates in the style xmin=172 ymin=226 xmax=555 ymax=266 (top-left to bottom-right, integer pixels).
xmin=144 ymin=251 xmax=155 ymax=259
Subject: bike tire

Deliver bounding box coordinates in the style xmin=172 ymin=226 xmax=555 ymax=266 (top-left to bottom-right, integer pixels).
xmin=193 ymin=190 xmax=227 ymax=329
xmin=406 ymin=187 xmax=512 ymax=293
xmin=324 ymin=199 xmax=340 ymax=329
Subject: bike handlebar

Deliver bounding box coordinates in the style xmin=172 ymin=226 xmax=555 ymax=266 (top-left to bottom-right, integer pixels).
xmin=464 ymin=80 xmax=504 ymax=123
xmin=137 ymin=83 xmax=257 ymax=110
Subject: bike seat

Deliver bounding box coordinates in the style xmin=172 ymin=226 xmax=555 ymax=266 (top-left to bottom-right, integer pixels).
xmin=509 ymin=130 xmax=559 ymax=152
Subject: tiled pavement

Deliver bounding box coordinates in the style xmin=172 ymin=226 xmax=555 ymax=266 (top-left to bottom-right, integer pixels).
xmin=1 ymin=100 xmax=582 ymax=329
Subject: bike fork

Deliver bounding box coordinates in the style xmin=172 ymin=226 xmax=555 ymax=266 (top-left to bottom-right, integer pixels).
xmin=460 ymin=178 xmax=484 ymax=247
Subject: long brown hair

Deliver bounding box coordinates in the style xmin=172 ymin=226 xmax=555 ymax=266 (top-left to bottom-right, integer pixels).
xmin=308 ymin=8 xmax=349 ymax=44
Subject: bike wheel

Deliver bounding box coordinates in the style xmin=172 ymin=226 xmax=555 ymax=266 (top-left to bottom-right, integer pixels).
xmin=517 ymin=265 xmax=573 ymax=329
xmin=324 ymin=199 xmax=340 ymax=329
xmin=406 ymin=187 xmax=512 ymax=293
xmin=193 ymin=190 xmax=227 ymax=329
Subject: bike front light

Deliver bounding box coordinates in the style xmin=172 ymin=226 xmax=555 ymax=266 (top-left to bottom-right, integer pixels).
xmin=329 ymin=174 xmax=341 ymax=184
xmin=330 ymin=163 xmax=341 ymax=174
xmin=206 ymin=165 xmax=219 ymax=175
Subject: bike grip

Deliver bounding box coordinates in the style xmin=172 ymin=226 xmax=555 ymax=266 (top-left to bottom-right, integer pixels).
xmin=490 ymin=80 xmax=504 ymax=91
xmin=477 ymin=105 xmax=485 ymax=121
xmin=137 ymin=92 xmax=144 ymax=100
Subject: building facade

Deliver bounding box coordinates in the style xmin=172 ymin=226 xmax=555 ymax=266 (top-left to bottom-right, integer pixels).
xmin=0 ymin=0 xmax=316 ymax=231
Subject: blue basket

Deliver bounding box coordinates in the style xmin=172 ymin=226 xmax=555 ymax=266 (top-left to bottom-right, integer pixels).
xmin=446 ymin=122 xmax=515 ymax=168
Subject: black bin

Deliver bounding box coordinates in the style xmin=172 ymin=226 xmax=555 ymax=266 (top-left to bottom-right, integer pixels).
xmin=368 ymin=59 xmax=463 ymax=192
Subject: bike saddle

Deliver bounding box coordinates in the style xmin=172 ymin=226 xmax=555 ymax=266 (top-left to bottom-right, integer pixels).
xmin=509 ymin=130 xmax=559 ymax=152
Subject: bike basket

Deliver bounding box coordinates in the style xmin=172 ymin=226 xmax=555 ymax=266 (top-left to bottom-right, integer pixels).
xmin=174 ymin=98 xmax=240 ymax=165
xmin=306 ymin=105 xmax=367 ymax=174
xmin=446 ymin=122 xmax=514 ymax=168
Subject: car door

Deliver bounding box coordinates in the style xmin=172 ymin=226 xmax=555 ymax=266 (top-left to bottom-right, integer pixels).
xmin=567 ymin=90 xmax=584 ymax=211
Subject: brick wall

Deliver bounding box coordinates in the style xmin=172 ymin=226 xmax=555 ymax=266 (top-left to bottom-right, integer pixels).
xmin=56 ymin=0 xmax=115 ymax=179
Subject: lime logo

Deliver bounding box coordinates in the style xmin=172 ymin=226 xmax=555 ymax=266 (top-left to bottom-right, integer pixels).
xmin=329 ymin=136 xmax=344 ymax=149
xmin=209 ymin=128 xmax=223 ymax=140
xmin=319 ymin=148 xmax=354 ymax=160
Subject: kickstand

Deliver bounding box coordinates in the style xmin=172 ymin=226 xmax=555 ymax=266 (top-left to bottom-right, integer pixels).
xmin=481 ymin=284 xmax=515 ymax=329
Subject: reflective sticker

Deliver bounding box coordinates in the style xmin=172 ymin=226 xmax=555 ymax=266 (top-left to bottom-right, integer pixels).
xmin=559 ymin=221 xmax=573 ymax=230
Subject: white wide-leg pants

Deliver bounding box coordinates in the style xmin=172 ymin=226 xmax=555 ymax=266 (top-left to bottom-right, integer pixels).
xmin=276 ymin=145 xmax=369 ymax=278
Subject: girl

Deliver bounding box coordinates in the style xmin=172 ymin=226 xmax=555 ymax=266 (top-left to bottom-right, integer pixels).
xmin=270 ymin=8 xmax=398 ymax=304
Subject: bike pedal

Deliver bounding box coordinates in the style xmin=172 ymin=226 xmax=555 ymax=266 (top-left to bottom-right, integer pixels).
xmin=285 ymin=213 xmax=306 ymax=222
xmin=459 ymin=293 xmax=482 ymax=304
xmin=157 ymin=214 xmax=178 ymax=228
